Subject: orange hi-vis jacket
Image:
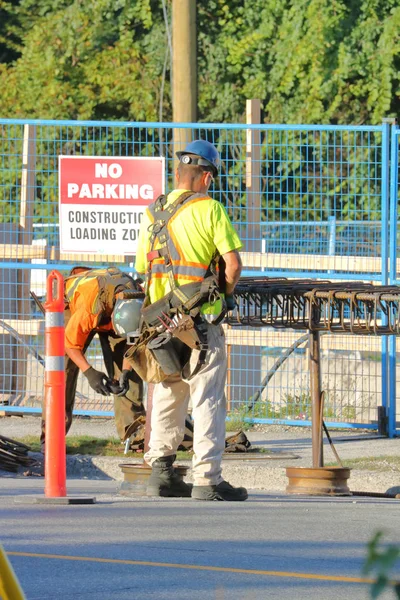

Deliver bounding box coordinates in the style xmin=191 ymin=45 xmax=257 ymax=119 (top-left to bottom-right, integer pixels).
xmin=64 ymin=267 xmax=137 ymax=351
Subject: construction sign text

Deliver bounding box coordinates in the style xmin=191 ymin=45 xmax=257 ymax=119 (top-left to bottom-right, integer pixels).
xmin=59 ymin=156 xmax=165 ymax=254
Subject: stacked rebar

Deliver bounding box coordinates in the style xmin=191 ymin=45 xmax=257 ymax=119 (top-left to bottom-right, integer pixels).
xmin=229 ymin=277 xmax=400 ymax=334
xmin=0 ymin=435 xmax=37 ymax=473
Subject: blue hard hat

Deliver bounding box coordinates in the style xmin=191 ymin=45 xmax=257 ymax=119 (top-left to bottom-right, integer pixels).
xmin=176 ymin=139 xmax=220 ymax=177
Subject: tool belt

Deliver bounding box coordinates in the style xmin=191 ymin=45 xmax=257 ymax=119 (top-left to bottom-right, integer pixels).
xmin=124 ymin=279 xmax=223 ymax=383
xmin=124 ymin=328 xmax=171 ymax=384
xmin=124 ymin=320 xmax=207 ymax=383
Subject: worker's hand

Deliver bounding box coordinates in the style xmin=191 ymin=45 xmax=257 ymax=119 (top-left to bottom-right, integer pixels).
xmin=116 ymin=369 xmax=134 ymax=397
xmin=83 ymin=367 xmax=111 ymax=396
xmin=225 ymin=294 xmax=236 ymax=311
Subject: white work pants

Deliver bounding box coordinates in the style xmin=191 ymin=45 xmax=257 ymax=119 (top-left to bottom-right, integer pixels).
xmin=144 ymin=323 xmax=227 ymax=485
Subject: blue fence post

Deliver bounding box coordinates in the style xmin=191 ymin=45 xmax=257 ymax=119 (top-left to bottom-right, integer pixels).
xmin=328 ymin=216 xmax=336 ymax=256
xmin=388 ymin=120 xmax=399 ymax=437
xmin=380 ymin=121 xmax=390 ymax=433
xmin=327 ymin=215 xmax=336 ymax=275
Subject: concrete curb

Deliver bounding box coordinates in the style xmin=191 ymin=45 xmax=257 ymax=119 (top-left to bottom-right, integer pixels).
xmin=45 ymin=455 xmax=400 ymax=496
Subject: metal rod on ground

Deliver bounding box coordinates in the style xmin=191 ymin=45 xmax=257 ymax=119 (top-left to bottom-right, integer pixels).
xmin=351 ymin=490 xmax=400 ymax=499
xmin=318 ymin=389 xmax=324 ymax=467
xmin=322 ymin=418 xmax=344 ymax=468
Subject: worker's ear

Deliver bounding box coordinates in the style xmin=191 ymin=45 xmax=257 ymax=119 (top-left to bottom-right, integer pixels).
xmin=204 ymin=171 xmax=214 ymax=187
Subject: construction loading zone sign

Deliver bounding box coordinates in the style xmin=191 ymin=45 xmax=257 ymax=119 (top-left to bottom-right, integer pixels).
xmin=59 ymin=156 xmax=165 ymax=254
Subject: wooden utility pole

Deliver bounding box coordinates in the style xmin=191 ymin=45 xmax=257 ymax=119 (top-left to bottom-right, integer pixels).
xmin=172 ymin=0 xmax=197 ymax=151
xmin=246 ymin=99 xmax=262 ymax=253
xmin=16 ymin=124 xmax=36 ymax=403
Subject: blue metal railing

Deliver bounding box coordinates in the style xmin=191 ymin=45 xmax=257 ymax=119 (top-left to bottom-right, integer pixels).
xmin=0 ymin=117 xmax=392 ymax=430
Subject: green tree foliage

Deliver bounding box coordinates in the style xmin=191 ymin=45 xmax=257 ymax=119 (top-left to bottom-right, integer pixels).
xmin=0 ymin=0 xmax=20 ymax=63
xmin=0 ymin=0 xmax=399 ymax=124
xmin=198 ymin=0 xmax=400 ymax=125
xmin=0 ymin=0 xmax=166 ymax=120
xmin=0 ymin=0 xmax=395 ymax=232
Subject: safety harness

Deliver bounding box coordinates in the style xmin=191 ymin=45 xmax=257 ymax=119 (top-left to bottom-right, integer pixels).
xmin=64 ymin=266 xmax=139 ymax=321
xmin=140 ymin=191 xmax=226 ymax=380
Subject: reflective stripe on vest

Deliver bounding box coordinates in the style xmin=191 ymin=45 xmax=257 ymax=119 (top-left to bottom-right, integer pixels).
xmin=65 ymin=267 xmax=136 ymax=316
xmin=150 ymin=263 xmax=206 ymax=279
xmin=147 ymin=193 xmax=211 ymax=282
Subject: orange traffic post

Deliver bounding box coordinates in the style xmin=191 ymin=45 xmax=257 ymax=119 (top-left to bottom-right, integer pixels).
xmin=44 ymin=270 xmax=67 ymax=497
xmin=15 ymin=270 xmax=95 ymax=505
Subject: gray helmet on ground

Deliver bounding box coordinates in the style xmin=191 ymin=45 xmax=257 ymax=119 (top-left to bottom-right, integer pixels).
xmin=112 ymin=298 xmax=143 ymax=338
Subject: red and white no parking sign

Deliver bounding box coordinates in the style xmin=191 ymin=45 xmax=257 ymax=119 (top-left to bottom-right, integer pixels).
xmin=58 ymin=156 xmax=165 ymax=254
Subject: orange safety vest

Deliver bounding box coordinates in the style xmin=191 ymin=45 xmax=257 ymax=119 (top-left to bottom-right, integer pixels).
xmin=65 ymin=267 xmax=138 ymax=319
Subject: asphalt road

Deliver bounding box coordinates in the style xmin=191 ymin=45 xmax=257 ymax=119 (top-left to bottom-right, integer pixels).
xmin=1 ymin=479 xmax=399 ymax=600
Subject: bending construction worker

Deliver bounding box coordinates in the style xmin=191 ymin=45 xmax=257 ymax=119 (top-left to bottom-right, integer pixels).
xmin=133 ymin=139 xmax=247 ymax=501
xmin=40 ymin=266 xmax=145 ymax=449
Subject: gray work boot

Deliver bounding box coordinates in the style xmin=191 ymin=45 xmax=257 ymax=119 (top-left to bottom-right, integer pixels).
xmin=146 ymin=455 xmax=192 ymax=498
xmin=192 ymin=480 xmax=248 ymax=501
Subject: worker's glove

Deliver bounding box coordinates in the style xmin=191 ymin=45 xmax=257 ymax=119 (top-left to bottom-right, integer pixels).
xmin=225 ymin=294 xmax=236 ymax=312
xmin=115 ymin=369 xmax=135 ymax=397
xmin=83 ymin=367 xmax=111 ymax=396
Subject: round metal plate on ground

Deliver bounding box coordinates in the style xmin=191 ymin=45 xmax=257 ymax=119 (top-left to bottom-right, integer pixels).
xmin=285 ymin=466 xmax=351 ymax=496
xmin=118 ymin=463 xmax=189 ymax=497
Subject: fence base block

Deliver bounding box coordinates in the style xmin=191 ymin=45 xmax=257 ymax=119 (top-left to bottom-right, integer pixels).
xmin=285 ymin=466 xmax=351 ymax=496
xmin=119 ymin=462 xmax=189 ymax=497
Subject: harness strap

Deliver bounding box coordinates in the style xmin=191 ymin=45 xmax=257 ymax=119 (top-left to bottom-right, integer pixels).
xmin=146 ymin=191 xmax=195 ymax=296
xmin=182 ymin=319 xmax=208 ymax=380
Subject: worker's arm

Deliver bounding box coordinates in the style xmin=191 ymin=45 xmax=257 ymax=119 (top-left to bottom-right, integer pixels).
xmin=212 ymin=201 xmax=242 ymax=301
xmin=65 ymin=347 xmax=91 ymax=372
xmin=65 ymin=309 xmax=111 ymax=395
xmin=221 ymin=249 xmax=242 ymax=296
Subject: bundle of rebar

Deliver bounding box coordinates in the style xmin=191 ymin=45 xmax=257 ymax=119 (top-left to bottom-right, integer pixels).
xmin=229 ymin=277 xmax=400 ymax=334
xmin=0 ymin=435 xmax=37 ymax=473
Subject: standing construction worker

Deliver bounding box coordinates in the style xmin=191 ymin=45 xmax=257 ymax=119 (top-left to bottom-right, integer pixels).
xmin=134 ymin=139 xmax=248 ymax=501
xmin=40 ymin=266 xmax=145 ymax=450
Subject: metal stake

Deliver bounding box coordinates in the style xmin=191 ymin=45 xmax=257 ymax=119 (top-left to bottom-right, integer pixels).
xmin=309 ymin=330 xmax=323 ymax=467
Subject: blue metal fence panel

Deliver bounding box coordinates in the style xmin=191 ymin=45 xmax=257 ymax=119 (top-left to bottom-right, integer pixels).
xmin=0 ymin=118 xmax=389 ymax=430
xmin=388 ymin=124 xmax=400 ymax=437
